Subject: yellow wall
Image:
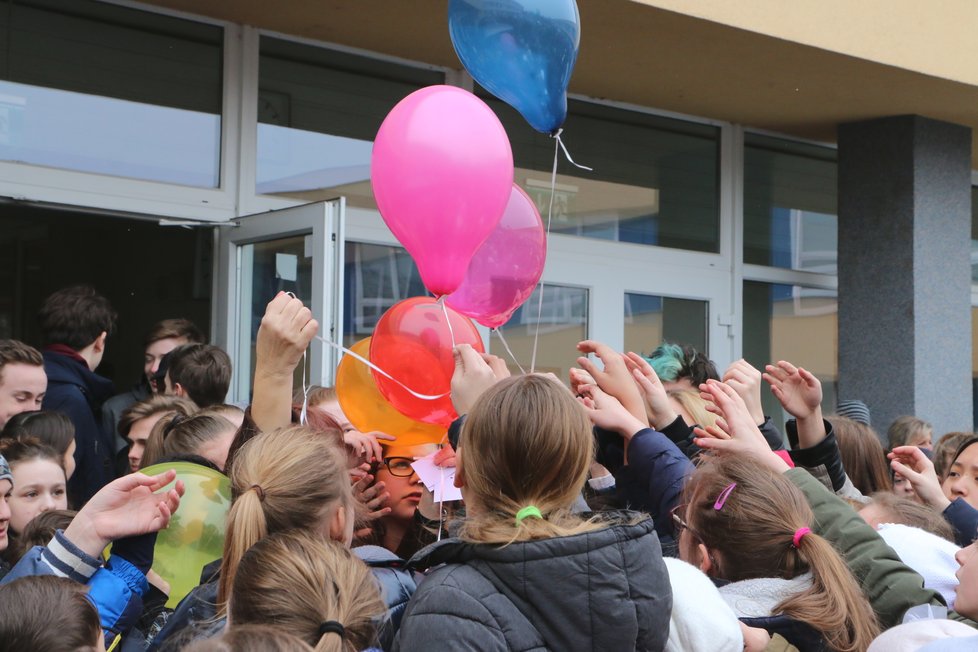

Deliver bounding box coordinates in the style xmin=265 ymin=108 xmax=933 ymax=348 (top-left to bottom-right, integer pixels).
xmin=634 ymin=0 xmax=978 ymax=87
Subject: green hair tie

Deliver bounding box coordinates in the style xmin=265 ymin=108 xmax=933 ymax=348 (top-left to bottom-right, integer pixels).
xmin=515 ymin=505 xmax=542 ymax=524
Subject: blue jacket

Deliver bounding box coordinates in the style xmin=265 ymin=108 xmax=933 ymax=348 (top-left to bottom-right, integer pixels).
xmin=2 ymin=530 xmax=147 ymax=649
xmin=43 ymin=350 xmax=116 ymax=505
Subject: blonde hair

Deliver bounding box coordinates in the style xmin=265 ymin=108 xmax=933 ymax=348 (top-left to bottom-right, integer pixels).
xmin=141 ymin=412 xmax=235 ymax=469
xmin=457 ymin=375 xmax=617 ymax=545
xmin=683 ymin=455 xmax=879 ymax=652
xmin=231 ymin=530 xmax=384 ymax=652
xmin=217 ymin=426 xmax=351 ymax=608
xmin=667 ymin=389 xmax=717 ymax=429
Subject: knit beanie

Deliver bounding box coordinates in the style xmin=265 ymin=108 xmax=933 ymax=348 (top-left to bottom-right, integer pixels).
xmin=835 ymin=399 xmax=871 ymax=426
xmin=877 ymin=523 xmax=959 ymax=608
xmin=0 ymin=453 xmax=10 ymax=486
xmin=663 ymin=557 xmax=743 ymax=652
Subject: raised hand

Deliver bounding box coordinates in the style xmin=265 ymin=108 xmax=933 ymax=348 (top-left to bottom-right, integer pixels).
xmin=622 ymin=352 xmax=677 ymax=430
xmin=568 ymin=367 xmax=596 ymax=396
xmin=255 ymin=292 xmax=319 ymax=375
xmin=576 ymin=340 xmax=648 ymax=427
xmin=694 ymin=380 xmax=789 ymax=473
xmin=64 ymin=470 xmax=185 ymax=558
xmin=763 ymin=361 xmax=822 ymax=420
xmin=888 ymin=446 xmax=950 ymax=510
xmin=451 ymin=344 xmax=510 ymax=415
xmin=577 ymin=383 xmax=647 ymax=439
xmin=723 ymin=359 xmax=765 ymax=425
xmin=344 ymin=430 xmax=396 ymax=464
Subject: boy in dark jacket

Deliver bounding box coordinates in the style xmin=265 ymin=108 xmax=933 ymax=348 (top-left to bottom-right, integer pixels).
xmin=39 ymin=285 xmax=117 ymax=506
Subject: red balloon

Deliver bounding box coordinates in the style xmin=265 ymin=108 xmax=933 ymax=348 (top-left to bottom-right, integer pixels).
xmin=370 ymin=297 xmax=484 ymax=426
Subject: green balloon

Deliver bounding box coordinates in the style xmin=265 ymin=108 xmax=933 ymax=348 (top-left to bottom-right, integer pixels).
xmin=141 ymin=462 xmax=231 ymax=608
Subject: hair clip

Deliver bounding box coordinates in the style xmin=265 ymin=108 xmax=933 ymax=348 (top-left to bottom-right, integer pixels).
xmin=515 ymin=505 xmax=542 ymax=524
xmin=713 ymin=482 xmax=737 ymax=510
xmin=792 ymin=527 xmax=812 ymax=548
xmin=162 ymin=413 xmax=185 ymax=439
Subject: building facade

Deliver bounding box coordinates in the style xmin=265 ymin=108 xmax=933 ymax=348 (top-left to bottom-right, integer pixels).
xmin=1 ymin=0 xmax=976 ymax=434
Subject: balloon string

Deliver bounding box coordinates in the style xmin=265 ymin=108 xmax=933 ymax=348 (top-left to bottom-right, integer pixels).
xmin=492 ymin=328 xmax=525 ymax=374
xmin=530 ymin=132 xmax=561 ymax=373
xmin=437 ymin=297 xmax=458 ymax=350
xmin=554 ymin=129 xmax=593 ymax=171
xmin=285 ymin=292 xmax=312 ymax=425
xmin=313 ymin=335 xmax=449 ymax=401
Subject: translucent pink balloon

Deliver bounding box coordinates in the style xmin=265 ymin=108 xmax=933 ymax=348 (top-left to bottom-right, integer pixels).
xmin=371 ymin=86 xmax=514 ymax=297
xmin=447 ymin=185 xmax=547 ymax=328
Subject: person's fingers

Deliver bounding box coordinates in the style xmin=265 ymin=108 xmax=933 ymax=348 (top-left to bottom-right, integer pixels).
xmin=576 ymin=356 xmax=602 ymax=380
xmin=631 ymin=369 xmax=657 ymax=396
xmin=761 ymin=373 xmax=781 ymax=389
xmin=890 ymin=460 xmax=922 ymax=483
xmin=798 ymin=367 xmax=821 ymax=387
xmin=714 ymin=417 xmax=730 ymax=435
xmin=298 ymin=317 xmax=320 ymax=340
xmin=456 ymin=343 xmax=489 ymax=374
xmin=265 ymin=291 xmax=291 ymax=315
xmin=764 ymin=365 xmax=788 ymax=383
xmin=625 ymin=352 xmax=656 ymax=378
xmin=777 ymin=360 xmax=799 ymax=376
xmin=769 ymin=384 xmax=785 ymax=403
xmin=369 ymin=432 xmax=396 ymax=442
xmin=483 ymin=353 xmax=511 ymax=380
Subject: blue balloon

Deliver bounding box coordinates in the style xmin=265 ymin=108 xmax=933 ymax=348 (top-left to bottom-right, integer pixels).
xmin=449 ymin=0 xmax=580 ymax=135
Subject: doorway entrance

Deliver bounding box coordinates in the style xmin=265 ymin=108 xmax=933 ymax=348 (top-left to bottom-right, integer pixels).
xmin=0 ymin=202 xmax=212 ymax=391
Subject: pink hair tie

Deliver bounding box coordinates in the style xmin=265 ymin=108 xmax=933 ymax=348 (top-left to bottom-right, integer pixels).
xmin=792 ymin=527 xmax=812 ymax=548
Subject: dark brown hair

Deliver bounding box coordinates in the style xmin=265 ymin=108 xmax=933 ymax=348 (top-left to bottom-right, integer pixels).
xmin=9 ymin=509 xmax=77 ymax=563
xmin=0 ymin=437 xmax=64 ymax=472
xmin=37 ymin=285 xmax=116 ymax=350
xmin=828 ymin=416 xmax=893 ymax=494
xmin=1 ymin=411 xmax=74 ymax=456
xmin=167 ymin=344 xmax=233 ymax=408
xmin=144 ymin=318 xmax=205 ymax=347
xmin=934 ymin=432 xmax=977 ymax=480
xmin=0 ymin=575 xmax=101 ymax=651
xmin=683 ymin=455 xmax=879 ymax=652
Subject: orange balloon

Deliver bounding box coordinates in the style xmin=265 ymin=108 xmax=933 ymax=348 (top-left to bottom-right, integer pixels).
xmin=336 ymin=337 xmax=447 ymax=447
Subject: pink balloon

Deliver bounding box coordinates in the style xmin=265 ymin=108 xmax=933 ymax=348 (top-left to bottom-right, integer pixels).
xmin=447 ymin=185 xmax=547 ymax=328
xmin=371 ymin=86 xmax=514 ymax=297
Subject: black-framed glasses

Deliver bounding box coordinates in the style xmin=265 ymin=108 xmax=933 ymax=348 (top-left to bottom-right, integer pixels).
xmin=381 ymin=456 xmax=415 ymax=477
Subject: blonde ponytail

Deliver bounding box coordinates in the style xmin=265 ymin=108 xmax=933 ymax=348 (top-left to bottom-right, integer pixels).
xmin=216 ymin=426 xmax=350 ymax=609
xmin=230 ymin=530 xmax=385 ymax=652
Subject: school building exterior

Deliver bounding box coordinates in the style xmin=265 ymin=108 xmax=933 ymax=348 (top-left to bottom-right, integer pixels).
xmin=0 ymin=0 xmax=976 ymax=435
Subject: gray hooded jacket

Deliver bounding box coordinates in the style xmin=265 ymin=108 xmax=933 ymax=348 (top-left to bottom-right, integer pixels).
xmin=393 ymin=515 xmax=672 ymax=652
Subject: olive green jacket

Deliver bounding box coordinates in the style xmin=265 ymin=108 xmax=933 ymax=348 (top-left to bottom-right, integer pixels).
xmin=786 ymin=468 xmax=977 ymax=630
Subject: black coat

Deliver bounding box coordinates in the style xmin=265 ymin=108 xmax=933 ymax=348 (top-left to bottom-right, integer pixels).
xmin=42 ymin=350 xmax=115 ymax=505
xmin=394 ymin=515 xmax=672 ymax=652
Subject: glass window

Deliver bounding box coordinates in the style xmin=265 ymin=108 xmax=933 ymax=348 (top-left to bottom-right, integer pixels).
xmin=744 ymin=134 xmax=837 ymax=273
xmin=743 ymin=281 xmax=838 ymax=424
xmin=342 ymin=242 xmax=427 ymax=348
xmin=0 ymin=0 xmax=222 ymax=186
xmin=483 ymin=95 xmax=720 ymax=253
xmin=236 ymin=236 xmax=312 ymax=400
xmin=624 ymin=293 xmax=708 ymax=357
xmin=490 ymin=284 xmax=588 ymax=380
xmin=257 ymin=37 xmax=444 ymax=206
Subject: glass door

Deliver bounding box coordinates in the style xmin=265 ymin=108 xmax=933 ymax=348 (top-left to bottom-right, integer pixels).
xmin=216 ymin=200 xmax=344 ymax=403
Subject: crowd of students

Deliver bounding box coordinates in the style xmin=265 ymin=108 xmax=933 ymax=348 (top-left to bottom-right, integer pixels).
xmin=1 ymin=286 xmax=978 ymax=651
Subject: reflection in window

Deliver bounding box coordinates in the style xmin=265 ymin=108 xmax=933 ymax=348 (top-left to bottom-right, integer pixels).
xmin=971 ymin=187 xmax=978 ymax=282
xmin=744 ymin=135 xmax=837 ymax=273
xmin=342 ymin=242 xmax=427 ymax=348
xmin=257 ymin=37 xmax=444 ymax=206
xmin=237 ymin=237 xmax=312 ymax=400
xmin=0 ymin=0 xmax=222 ymax=186
xmin=624 ymin=293 xmax=708 ymax=357
xmin=490 ymin=284 xmax=588 ymax=380
xmin=483 ymin=96 xmax=720 ymax=252
xmin=743 ymin=281 xmax=837 ymax=423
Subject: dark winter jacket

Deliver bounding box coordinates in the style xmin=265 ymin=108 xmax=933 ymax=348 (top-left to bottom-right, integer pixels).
xmin=42 ymin=348 xmax=116 ymax=505
xmin=393 ymin=514 xmax=672 ymax=652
